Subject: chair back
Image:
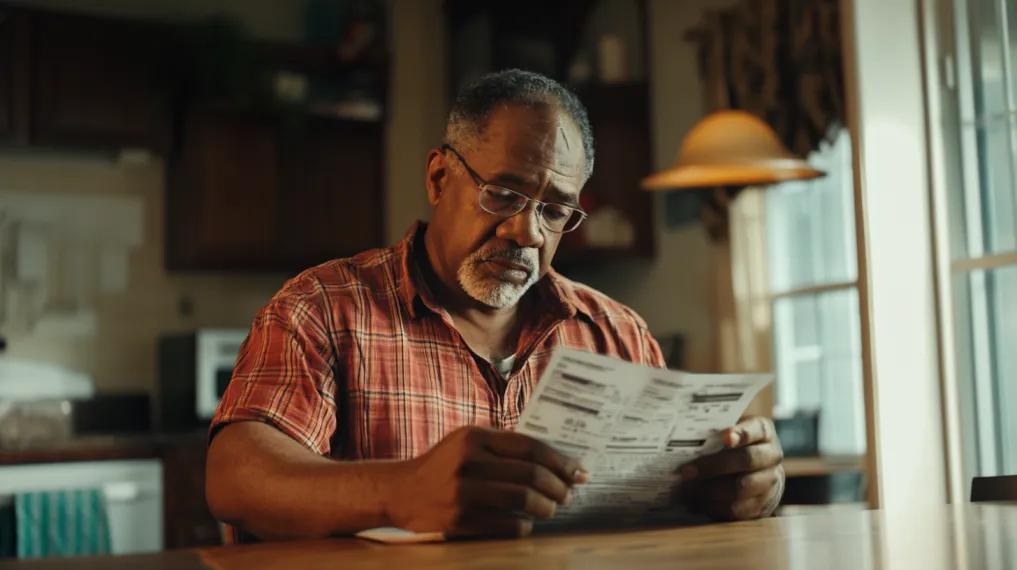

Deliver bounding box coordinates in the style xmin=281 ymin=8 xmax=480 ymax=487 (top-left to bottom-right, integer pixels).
xmin=971 ymin=475 xmax=1017 ymax=502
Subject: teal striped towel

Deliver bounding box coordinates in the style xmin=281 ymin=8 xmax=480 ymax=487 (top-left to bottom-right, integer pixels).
xmin=14 ymin=489 xmax=111 ymax=558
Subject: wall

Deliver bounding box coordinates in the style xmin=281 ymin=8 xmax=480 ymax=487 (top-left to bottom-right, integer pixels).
xmin=384 ymin=0 xmax=446 ymax=244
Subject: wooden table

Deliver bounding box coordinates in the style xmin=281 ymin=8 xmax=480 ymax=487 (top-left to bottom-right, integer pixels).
xmin=782 ymin=454 xmax=865 ymax=477
xmin=2 ymin=504 xmax=1015 ymax=569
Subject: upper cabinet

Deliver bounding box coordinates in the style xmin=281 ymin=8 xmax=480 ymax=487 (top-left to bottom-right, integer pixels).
xmin=165 ymin=7 xmax=389 ymax=271
xmin=0 ymin=7 xmax=29 ymax=143
xmin=166 ymin=109 xmax=384 ymax=271
xmin=0 ymin=8 xmax=171 ymax=150
xmin=30 ymin=13 xmax=172 ymax=150
xmin=0 ymin=2 xmax=389 ymax=272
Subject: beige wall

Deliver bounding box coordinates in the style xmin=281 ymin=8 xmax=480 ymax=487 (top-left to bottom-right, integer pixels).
xmin=0 ymin=0 xmax=722 ymax=395
xmin=0 ymin=153 xmax=288 ymax=394
xmin=384 ymin=0 xmax=445 ymax=243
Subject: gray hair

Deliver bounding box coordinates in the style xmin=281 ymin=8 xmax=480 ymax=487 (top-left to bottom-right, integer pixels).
xmin=443 ymin=69 xmax=595 ymax=180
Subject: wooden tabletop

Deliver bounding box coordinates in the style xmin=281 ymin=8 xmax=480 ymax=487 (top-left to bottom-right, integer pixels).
xmin=782 ymin=454 xmax=865 ymax=477
xmin=3 ymin=503 xmax=1016 ymax=569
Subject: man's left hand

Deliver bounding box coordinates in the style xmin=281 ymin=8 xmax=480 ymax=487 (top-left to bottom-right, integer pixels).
xmin=678 ymin=416 xmax=785 ymax=521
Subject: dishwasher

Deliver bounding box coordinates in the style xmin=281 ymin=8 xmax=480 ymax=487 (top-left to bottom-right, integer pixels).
xmin=0 ymin=459 xmax=163 ymax=555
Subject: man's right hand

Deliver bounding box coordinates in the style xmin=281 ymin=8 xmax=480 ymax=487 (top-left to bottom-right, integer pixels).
xmin=386 ymin=426 xmax=588 ymax=538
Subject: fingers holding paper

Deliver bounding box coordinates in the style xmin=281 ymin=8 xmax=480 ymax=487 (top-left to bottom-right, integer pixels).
xmin=678 ymin=416 xmax=786 ymax=521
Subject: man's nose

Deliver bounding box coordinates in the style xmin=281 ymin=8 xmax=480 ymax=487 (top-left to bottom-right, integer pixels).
xmin=496 ymin=203 xmax=545 ymax=249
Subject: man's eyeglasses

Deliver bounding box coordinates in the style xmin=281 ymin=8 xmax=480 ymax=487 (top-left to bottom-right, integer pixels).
xmin=441 ymin=145 xmax=587 ymax=234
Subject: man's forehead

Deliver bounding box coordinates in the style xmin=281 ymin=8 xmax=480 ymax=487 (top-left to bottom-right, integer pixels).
xmin=477 ymin=104 xmax=586 ymax=179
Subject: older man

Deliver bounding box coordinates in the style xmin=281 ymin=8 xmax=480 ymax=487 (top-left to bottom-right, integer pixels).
xmin=205 ymin=69 xmax=784 ymax=541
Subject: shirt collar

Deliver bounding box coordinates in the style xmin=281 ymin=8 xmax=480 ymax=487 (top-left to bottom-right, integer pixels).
xmin=395 ymin=221 xmax=593 ymax=322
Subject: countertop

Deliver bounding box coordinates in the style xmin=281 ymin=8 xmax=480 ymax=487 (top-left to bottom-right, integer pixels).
xmin=0 ymin=431 xmax=207 ymax=465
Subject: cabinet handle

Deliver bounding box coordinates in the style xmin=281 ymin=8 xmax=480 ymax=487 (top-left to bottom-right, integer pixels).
xmin=103 ymin=481 xmax=141 ymax=503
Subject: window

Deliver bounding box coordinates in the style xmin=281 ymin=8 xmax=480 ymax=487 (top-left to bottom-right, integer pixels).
xmin=946 ymin=0 xmax=1017 ymax=478
xmin=765 ymin=129 xmax=866 ymax=456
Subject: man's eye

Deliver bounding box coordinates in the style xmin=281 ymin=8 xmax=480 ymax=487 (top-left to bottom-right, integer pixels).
xmin=485 ymin=188 xmax=520 ymax=207
xmin=544 ymin=206 xmax=571 ymax=221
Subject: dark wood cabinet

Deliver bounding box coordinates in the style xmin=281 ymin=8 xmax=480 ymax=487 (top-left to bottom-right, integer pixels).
xmin=167 ymin=109 xmax=384 ymax=271
xmin=168 ymin=110 xmax=280 ymax=269
xmin=0 ymin=7 xmax=29 ymax=143
xmin=0 ymin=3 xmax=389 ymax=272
xmin=164 ymin=11 xmax=389 ymax=271
xmin=0 ymin=6 xmax=171 ymax=150
xmin=30 ymin=12 xmax=171 ymax=150
xmin=275 ymin=119 xmax=384 ymax=263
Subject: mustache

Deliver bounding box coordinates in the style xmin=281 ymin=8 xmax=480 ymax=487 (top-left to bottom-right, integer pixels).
xmin=479 ymin=247 xmax=537 ymax=270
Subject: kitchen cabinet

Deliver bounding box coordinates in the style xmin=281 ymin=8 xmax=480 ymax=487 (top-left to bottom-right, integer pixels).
xmin=167 ymin=109 xmax=384 ymax=271
xmin=0 ymin=7 xmax=29 ymax=143
xmin=30 ymin=12 xmax=171 ymax=150
xmin=0 ymin=3 xmax=389 ymax=271
xmin=0 ymin=7 xmax=171 ymax=150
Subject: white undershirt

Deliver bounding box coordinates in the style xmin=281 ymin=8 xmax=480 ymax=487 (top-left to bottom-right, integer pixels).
xmin=491 ymin=354 xmax=517 ymax=379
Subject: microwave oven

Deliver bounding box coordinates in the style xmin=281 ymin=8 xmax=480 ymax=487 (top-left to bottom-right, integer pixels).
xmin=157 ymin=329 xmax=247 ymax=430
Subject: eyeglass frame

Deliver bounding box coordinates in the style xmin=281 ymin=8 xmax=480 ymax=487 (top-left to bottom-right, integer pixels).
xmin=440 ymin=144 xmax=588 ymax=234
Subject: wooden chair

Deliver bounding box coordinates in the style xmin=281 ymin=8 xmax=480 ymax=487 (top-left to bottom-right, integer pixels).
xmin=970 ymin=475 xmax=1017 ymax=502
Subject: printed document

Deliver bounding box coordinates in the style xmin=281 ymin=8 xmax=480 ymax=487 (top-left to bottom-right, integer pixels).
xmin=516 ymin=347 xmax=772 ymax=529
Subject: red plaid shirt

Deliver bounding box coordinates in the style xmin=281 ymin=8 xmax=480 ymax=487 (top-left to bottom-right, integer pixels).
xmin=212 ymin=222 xmax=664 ymax=461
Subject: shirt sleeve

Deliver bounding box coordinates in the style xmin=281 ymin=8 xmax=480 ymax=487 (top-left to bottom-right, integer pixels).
xmin=641 ymin=328 xmax=666 ymax=369
xmin=210 ymin=289 xmax=337 ymax=456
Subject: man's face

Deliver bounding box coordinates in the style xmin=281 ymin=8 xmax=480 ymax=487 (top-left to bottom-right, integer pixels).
xmin=425 ymin=104 xmax=587 ymax=310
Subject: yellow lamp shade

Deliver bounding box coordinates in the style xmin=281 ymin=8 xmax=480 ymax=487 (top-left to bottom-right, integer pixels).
xmin=641 ymin=110 xmax=825 ymax=190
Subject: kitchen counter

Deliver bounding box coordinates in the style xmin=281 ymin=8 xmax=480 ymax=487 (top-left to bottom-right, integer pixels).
xmin=0 ymin=432 xmax=207 ymax=466
xmin=0 ymin=430 xmax=221 ymax=550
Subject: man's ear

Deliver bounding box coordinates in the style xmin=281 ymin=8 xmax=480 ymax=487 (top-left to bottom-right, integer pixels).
xmin=425 ymin=149 xmax=447 ymax=206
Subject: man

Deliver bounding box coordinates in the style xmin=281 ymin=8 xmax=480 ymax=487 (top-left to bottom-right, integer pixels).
xmin=206 ymin=69 xmax=784 ymax=541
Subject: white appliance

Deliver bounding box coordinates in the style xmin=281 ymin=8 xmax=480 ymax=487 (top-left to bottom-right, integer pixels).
xmin=158 ymin=329 xmax=247 ymax=429
xmin=0 ymin=459 xmax=163 ymax=555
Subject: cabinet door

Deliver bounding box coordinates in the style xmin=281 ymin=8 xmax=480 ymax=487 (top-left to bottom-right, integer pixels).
xmin=0 ymin=8 xmax=29 ymax=142
xmin=168 ymin=111 xmax=281 ymax=270
xmin=277 ymin=119 xmax=385 ymax=267
xmin=168 ymin=113 xmax=386 ymax=272
xmin=31 ymin=13 xmax=170 ymax=149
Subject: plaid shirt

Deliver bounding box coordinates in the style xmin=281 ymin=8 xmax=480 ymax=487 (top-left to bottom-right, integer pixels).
xmin=212 ymin=222 xmax=664 ymax=461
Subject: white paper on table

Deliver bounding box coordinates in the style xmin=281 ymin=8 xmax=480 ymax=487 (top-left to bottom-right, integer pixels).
xmin=516 ymin=346 xmax=772 ymax=530
xmin=355 ymin=527 xmax=445 ymax=544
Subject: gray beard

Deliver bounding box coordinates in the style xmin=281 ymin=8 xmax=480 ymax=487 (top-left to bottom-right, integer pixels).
xmin=456 ymin=247 xmax=539 ymax=309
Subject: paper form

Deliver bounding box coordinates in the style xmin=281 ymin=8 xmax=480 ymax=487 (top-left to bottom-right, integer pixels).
xmin=516 ymin=347 xmax=772 ymax=529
